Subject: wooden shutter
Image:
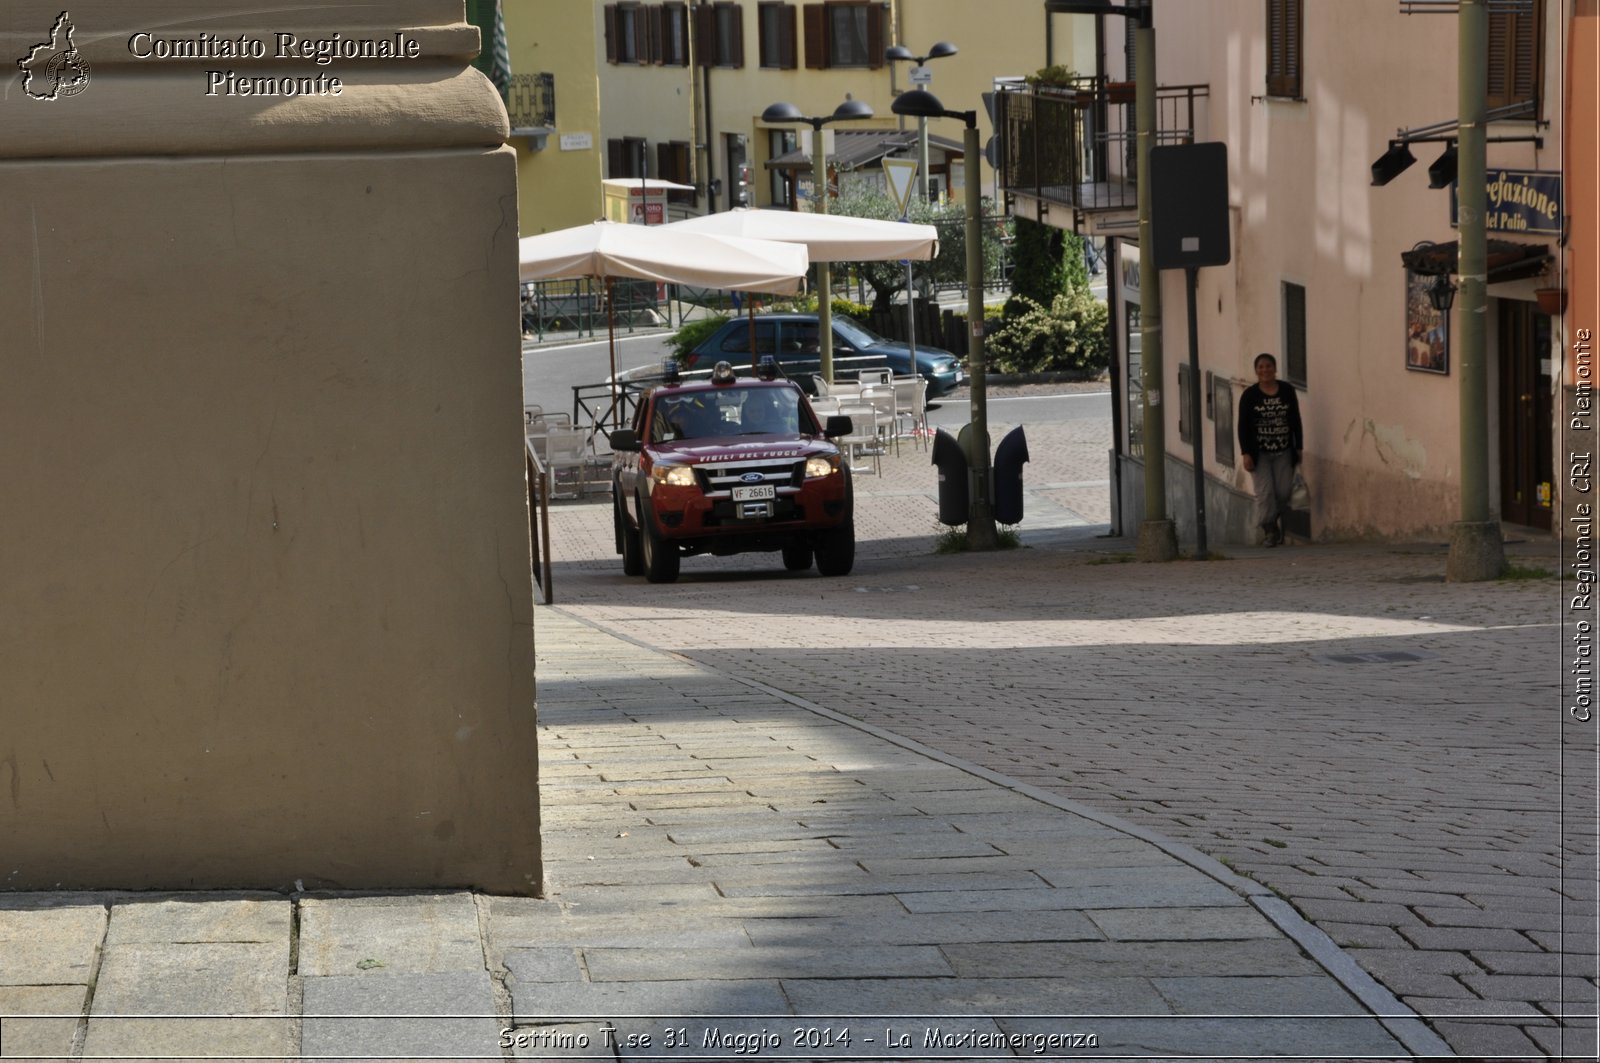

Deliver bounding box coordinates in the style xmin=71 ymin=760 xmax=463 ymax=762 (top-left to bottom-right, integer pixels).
xmin=1265 ymin=0 xmax=1302 ymax=98
xmin=780 ymin=4 xmax=797 ymax=68
xmin=607 ymin=138 xmax=626 ymax=178
xmin=1487 ymin=0 xmax=1541 ymax=112
xmin=604 ymin=4 xmax=619 ymax=63
xmin=803 ymin=3 xmax=826 ymax=68
xmin=728 ymin=3 xmax=745 ymax=67
xmin=1284 ymin=281 xmax=1307 ymax=386
xmin=634 ymin=5 xmax=652 ymax=63
xmin=694 ymin=2 xmax=715 ymax=65
xmin=866 ymin=2 xmax=885 ymax=69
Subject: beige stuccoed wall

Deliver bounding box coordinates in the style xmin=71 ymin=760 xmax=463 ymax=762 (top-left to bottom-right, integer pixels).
xmin=0 ymin=1 xmax=541 ymax=894
xmin=1146 ymin=1 xmax=1565 ymax=541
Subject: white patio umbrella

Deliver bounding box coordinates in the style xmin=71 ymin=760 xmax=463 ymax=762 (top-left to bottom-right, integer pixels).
xmin=518 ymin=221 xmax=809 ymax=426
xmin=662 ymin=209 xmax=940 ymax=376
xmin=663 ymin=208 xmax=939 ymax=263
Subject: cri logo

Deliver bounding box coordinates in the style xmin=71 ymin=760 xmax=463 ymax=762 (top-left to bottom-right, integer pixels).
xmin=17 ymin=11 xmax=91 ymax=100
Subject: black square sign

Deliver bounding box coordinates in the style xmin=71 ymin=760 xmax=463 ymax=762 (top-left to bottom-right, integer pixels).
xmin=1149 ymin=142 xmax=1231 ymax=270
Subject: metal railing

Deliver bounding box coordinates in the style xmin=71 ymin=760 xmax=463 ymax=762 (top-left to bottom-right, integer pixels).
xmin=520 ymin=278 xmax=669 ymax=342
xmin=996 ymin=80 xmax=1209 ymax=219
xmin=526 ymin=443 xmax=555 ymax=604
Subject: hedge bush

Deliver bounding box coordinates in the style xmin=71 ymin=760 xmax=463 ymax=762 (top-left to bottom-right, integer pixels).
xmin=985 ymin=290 xmax=1110 ymax=374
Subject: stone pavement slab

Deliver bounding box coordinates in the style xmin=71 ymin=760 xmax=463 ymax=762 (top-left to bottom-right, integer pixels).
xmin=0 ymin=985 xmax=87 ymax=1058
xmin=0 ymin=904 xmax=105 ymax=986
xmin=84 ymin=940 xmax=289 ymax=1060
xmin=298 ymin=893 xmax=485 ymax=976
xmin=539 ymin=441 xmax=1593 ymax=1059
xmin=300 ymin=969 xmax=500 ymax=1063
xmin=521 ymin=607 xmax=1421 ymax=1060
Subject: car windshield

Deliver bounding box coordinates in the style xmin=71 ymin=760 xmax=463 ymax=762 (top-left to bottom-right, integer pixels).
xmin=834 ymin=314 xmax=885 ymax=348
xmin=649 ymin=387 xmax=808 ymax=442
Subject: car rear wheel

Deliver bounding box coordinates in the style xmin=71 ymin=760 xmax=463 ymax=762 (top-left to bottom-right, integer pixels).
xmin=639 ymin=497 xmax=680 ymax=583
xmin=781 ymin=543 xmax=813 ymax=572
xmin=616 ymin=490 xmax=643 ymax=576
xmin=813 ymin=516 xmax=855 ymax=577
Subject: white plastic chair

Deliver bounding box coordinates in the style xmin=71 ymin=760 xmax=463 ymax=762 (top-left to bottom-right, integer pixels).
xmin=809 ymin=396 xmax=842 ymax=421
xmin=857 ymin=368 xmax=893 ymax=388
xmin=860 ymin=385 xmax=899 ymax=457
xmin=892 ymin=376 xmax=929 ymax=449
xmin=544 ymin=427 xmax=591 ymax=498
xmin=835 ymin=402 xmax=881 ymax=475
xmin=827 ymin=380 xmax=863 ymax=403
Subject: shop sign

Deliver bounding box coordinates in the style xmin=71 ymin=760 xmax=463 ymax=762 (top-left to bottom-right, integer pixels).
xmin=1451 ymin=170 xmax=1563 ymax=236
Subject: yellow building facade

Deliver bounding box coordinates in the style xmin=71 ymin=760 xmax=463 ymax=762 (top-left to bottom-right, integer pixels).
xmin=503 ymin=1 xmax=606 ymax=233
xmin=594 ymin=0 xmax=1093 ymax=213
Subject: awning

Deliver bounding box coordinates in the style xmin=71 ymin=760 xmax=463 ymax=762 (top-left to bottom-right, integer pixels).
xmin=1400 ymin=238 xmax=1553 ymax=283
xmin=765 ymin=130 xmax=965 ymax=171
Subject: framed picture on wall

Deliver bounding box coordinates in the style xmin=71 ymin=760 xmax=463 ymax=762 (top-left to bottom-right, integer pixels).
xmin=1405 ymin=269 xmax=1450 ymax=374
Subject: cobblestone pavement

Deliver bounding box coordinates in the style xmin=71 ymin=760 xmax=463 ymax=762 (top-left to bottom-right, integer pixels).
xmin=543 ymin=415 xmax=1599 ymax=1061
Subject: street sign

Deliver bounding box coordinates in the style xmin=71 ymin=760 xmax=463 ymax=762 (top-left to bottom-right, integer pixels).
xmin=909 ymin=64 xmax=933 ymax=85
xmin=1149 ymin=142 xmax=1231 ymax=270
xmin=883 ymin=157 xmax=918 ymax=217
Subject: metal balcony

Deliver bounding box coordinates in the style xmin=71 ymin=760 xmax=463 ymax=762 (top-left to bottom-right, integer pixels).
xmin=995 ymin=78 xmax=1208 ymax=233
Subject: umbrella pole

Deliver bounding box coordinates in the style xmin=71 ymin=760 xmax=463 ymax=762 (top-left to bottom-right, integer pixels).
xmin=607 ymin=277 xmax=620 ymax=430
xmin=748 ymin=299 xmax=757 ymax=372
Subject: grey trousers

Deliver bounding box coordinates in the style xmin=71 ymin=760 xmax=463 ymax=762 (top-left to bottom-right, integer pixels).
xmin=1252 ymin=450 xmax=1295 ymax=529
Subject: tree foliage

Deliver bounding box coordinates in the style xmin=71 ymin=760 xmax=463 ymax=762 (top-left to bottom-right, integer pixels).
xmin=986 ymin=290 xmax=1110 ymax=374
xmin=827 ymin=184 xmax=1006 ymax=313
xmin=1006 ymin=216 xmax=1089 ymax=314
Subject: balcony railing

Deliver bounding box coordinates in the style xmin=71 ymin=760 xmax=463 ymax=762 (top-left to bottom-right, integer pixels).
xmin=996 ymin=78 xmax=1209 ymax=221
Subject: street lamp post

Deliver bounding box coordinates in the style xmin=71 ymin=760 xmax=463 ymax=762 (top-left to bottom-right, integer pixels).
xmin=885 ymin=41 xmax=958 ymax=203
xmin=761 ymin=99 xmax=875 ymax=386
xmin=892 ymin=88 xmax=998 ymax=550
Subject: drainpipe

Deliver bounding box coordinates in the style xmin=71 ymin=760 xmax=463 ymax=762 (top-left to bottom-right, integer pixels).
xmin=703 ymin=60 xmax=717 ymax=212
xmin=1133 ymin=3 xmax=1177 ymax=560
xmin=689 ymin=4 xmax=705 ymax=209
xmin=1446 ymin=0 xmax=1505 ymax=579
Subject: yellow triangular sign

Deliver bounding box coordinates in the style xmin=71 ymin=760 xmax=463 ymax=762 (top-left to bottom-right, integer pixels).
xmin=883 ymin=157 xmax=919 ymax=217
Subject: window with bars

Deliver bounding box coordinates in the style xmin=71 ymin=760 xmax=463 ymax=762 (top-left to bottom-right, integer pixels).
xmin=1488 ymin=0 xmax=1542 ymax=114
xmin=1283 ymin=281 xmax=1307 ymax=387
xmin=506 ymin=73 xmax=555 ymax=129
xmin=758 ymin=3 xmax=797 ymax=68
xmin=1265 ymin=0 xmax=1303 ymax=99
xmin=802 ymin=2 xmax=885 ymax=69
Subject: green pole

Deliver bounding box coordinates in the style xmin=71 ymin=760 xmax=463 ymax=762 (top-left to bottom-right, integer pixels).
xmin=964 ymin=118 xmax=998 ymax=549
xmin=1447 ymin=0 xmax=1505 ymax=580
xmin=816 ymin=126 xmax=834 ymax=386
xmin=1134 ymin=14 xmax=1177 ymax=560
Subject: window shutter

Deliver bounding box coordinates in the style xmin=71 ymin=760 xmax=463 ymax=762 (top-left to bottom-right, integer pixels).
xmin=604 ymin=4 xmax=619 ymax=63
xmin=635 ymin=6 xmax=653 ymax=63
xmin=1284 ymin=281 xmax=1308 ymax=386
xmin=1265 ymin=0 xmax=1301 ymax=98
xmin=694 ymin=2 xmax=715 ymax=65
xmin=1487 ymin=0 xmax=1541 ymax=112
xmin=803 ymin=4 xmax=826 ymax=68
xmin=866 ymin=3 xmax=885 ymax=69
xmin=729 ymin=3 xmax=745 ymax=67
xmin=781 ymin=4 xmax=797 ymax=68
xmin=607 ymin=138 xmax=625 ymax=178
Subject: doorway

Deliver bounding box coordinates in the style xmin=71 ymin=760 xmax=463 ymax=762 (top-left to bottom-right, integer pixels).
xmin=1497 ymin=300 xmax=1553 ymax=530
